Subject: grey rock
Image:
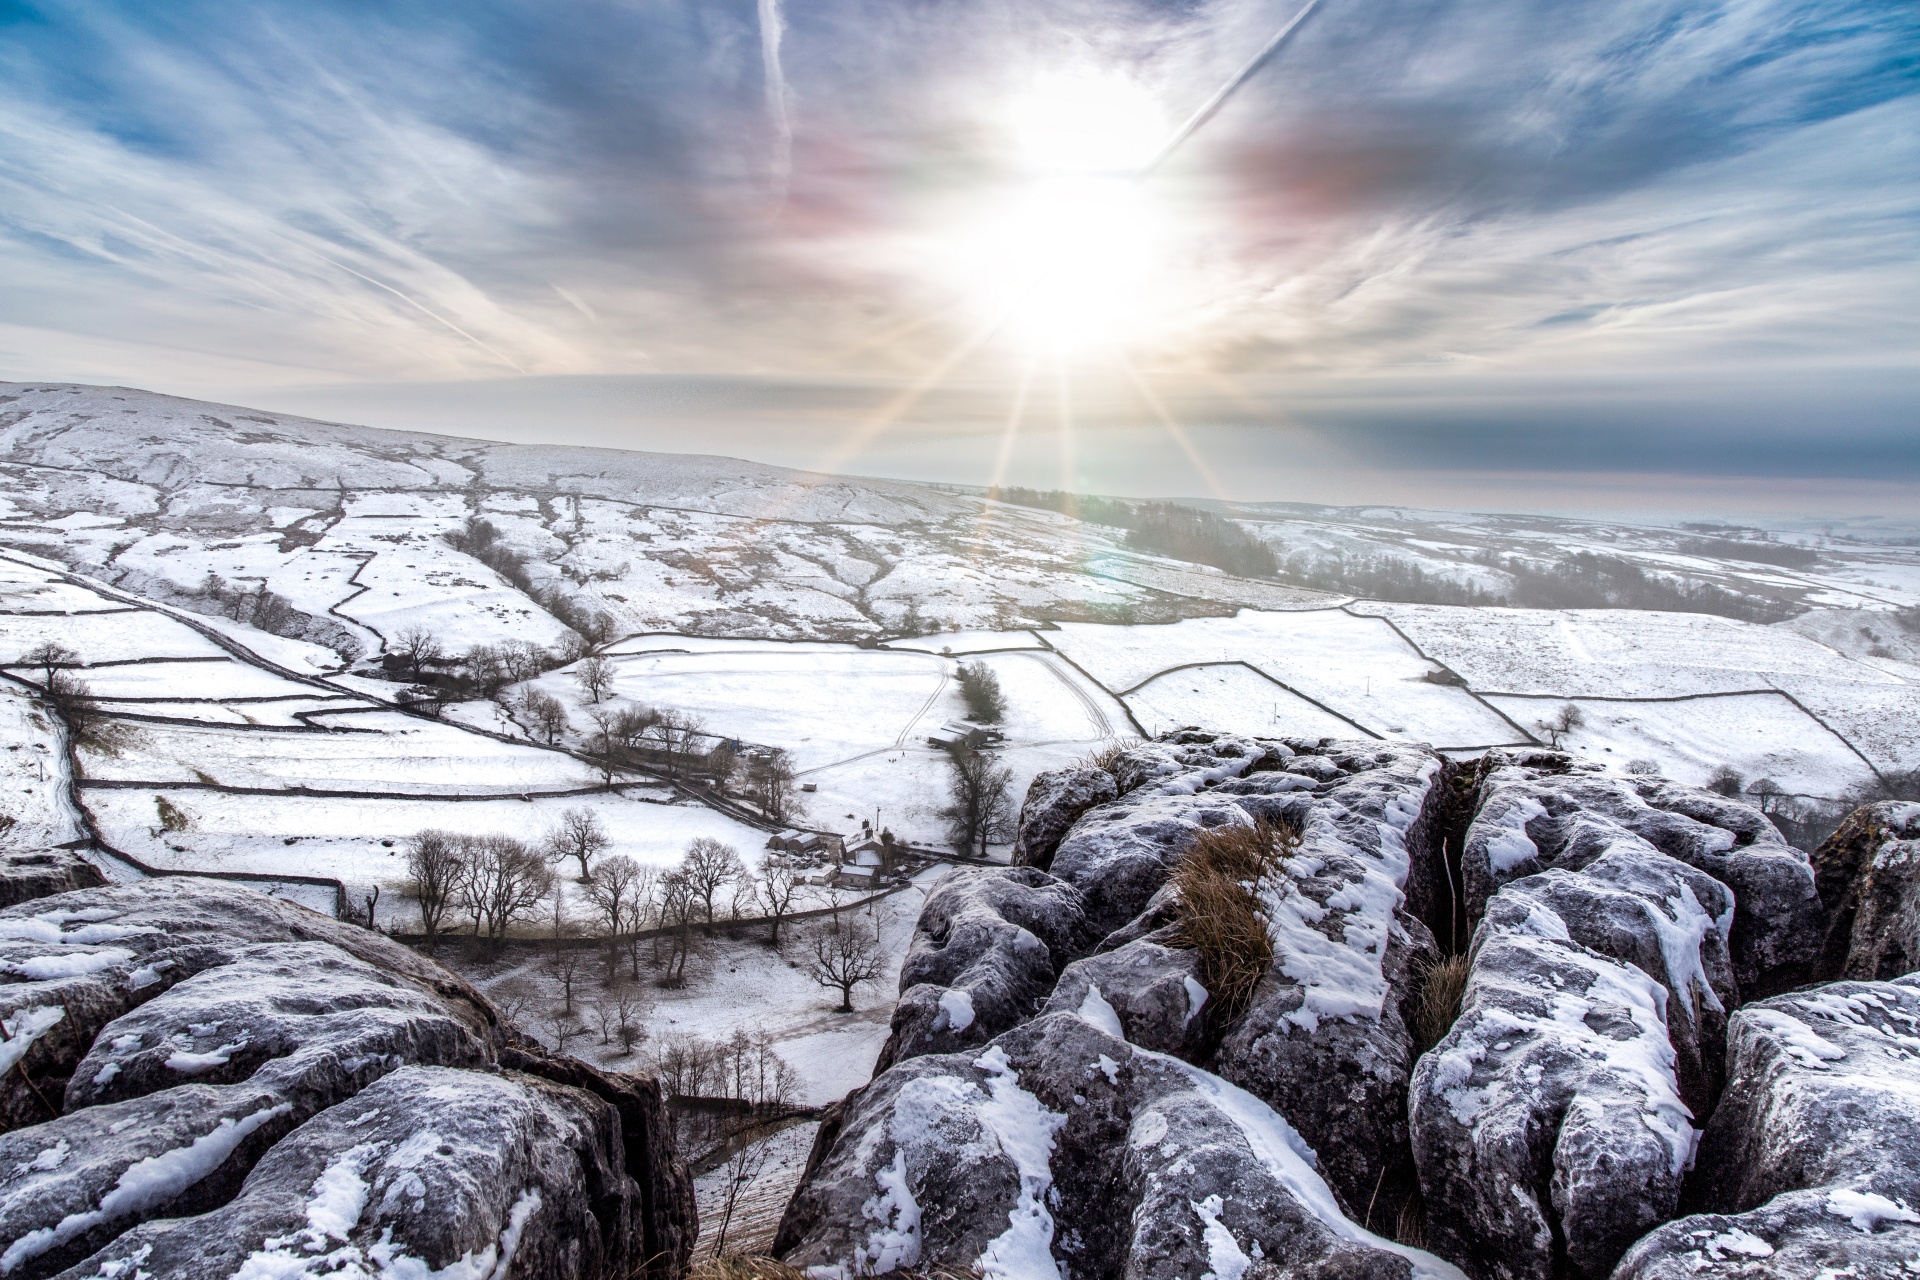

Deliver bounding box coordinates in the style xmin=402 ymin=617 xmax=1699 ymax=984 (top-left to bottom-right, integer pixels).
xmin=0 ymin=879 xmax=693 ymax=1280
xmin=55 ymin=1066 xmax=644 ymax=1280
xmin=1617 ymin=976 xmax=1920 ymax=1278
xmin=1485 ymin=848 xmax=1737 ymax=1114
xmin=1410 ymin=881 xmax=1699 ymax=1280
xmin=1043 ymin=938 xmax=1211 ymax=1059
xmin=0 ymin=849 xmax=103 ymax=912
xmin=1811 ymin=801 xmax=1920 ymax=980
xmin=777 ymin=1010 xmax=1462 ymax=1279
xmin=1460 ymin=753 xmax=1818 ymax=994
xmin=875 ymin=866 xmax=1087 ymax=1071
xmin=1011 ymin=766 xmax=1118 ymax=871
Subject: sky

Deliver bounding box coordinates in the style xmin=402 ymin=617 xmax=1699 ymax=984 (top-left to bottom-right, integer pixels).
xmin=0 ymin=0 xmax=1915 ymax=514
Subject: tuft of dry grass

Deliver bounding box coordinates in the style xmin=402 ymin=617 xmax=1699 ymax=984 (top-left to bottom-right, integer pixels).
xmin=1410 ymin=953 xmax=1470 ymax=1057
xmin=686 ymin=1260 xmax=981 ymax=1280
xmin=1078 ymin=740 xmax=1132 ymax=774
xmin=1170 ymin=820 xmax=1297 ymax=1017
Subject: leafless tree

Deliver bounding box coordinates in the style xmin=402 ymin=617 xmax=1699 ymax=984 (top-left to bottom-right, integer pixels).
xmin=586 ymin=708 xmax=624 ymax=789
xmin=655 ymin=870 xmax=700 ymax=987
xmin=499 ymin=639 xmax=551 ymax=684
xmin=544 ymin=807 xmax=610 ymax=881
xmin=680 ymin=838 xmax=745 ymax=926
xmin=21 ymin=642 xmax=77 ymax=689
xmin=803 ymin=909 xmax=885 ymax=1013
xmin=709 ymin=1136 xmax=774 ymax=1258
xmin=589 ymin=998 xmax=618 ymax=1047
xmin=546 ymin=946 xmax=586 ymax=1016
xmin=1538 ymin=702 xmax=1586 ymax=748
xmin=519 ymin=689 xmax=570 ymax=745
xmin=405 ymin=829 xmax=464 ymax=945
xmin=575 ymin=654 xmax=614 ymax=703
xmin=393 ymin=627 xmax=443 ymax=679
xmin=461 ymin=645 xmax=509 ymax=697
xmin=941 ymin=746 xmax=1014 ymax=858
xmin=540 ymin=1009 xmax=587 ymax=1055
xmin=745 ymin=748 xmax=802 ymax=823
xmin=584 ymin=854 xmax=653 ymax=977
xmin=613 ymin=987 xmax=649 ymax=1055
xmin=753 ymin=852 xmax=809 ymax=947
xmin=456 ymin=835 xmax=554 ymax=946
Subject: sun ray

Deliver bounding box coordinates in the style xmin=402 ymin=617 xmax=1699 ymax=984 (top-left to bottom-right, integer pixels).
xmin=1123 ymin=360 xmax=1229 ymax=502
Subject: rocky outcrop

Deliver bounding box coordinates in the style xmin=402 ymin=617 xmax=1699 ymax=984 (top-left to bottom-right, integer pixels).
xmin=1616 ymin=977 xmax=1920 ymax=1278
xmin=782 ymin=733 xmax=1467 ymax=1274
xmin=875 ymin=866 xmax=1088 ymax=1071
xmin=777 ymin=1010 xmax=1464 ymax=1280
xmin=1811 ymin=801 xmax=1920 ymax=980
xmin=0 ymin=849 xmax=103 ymax=911
xmin=1012 ymin=766 xmax=1118 ymax=870
xmin=0 ymin=876 xmax=694 ymax=1280
xmin=1459 ymin=751 xmax=1818 ymax=995
xmin=1410 ymin=854 xmax=1714 ymax=1280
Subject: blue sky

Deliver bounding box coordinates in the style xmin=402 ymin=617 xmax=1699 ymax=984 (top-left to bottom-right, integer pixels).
xmin=0 ymin=0 xmax=1915 ymax=511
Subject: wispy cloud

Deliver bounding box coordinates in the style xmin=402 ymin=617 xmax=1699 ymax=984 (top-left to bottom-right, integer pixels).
xmin=0 ymin=0 xmax=1912 ymax=493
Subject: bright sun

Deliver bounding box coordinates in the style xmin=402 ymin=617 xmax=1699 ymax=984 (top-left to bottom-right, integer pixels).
xmin=946 ymin=68 xmax=1174 ymax=355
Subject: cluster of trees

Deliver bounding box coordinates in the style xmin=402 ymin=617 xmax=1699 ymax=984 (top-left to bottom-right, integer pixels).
xmin=955 ymin=661 xmax=1006 ymax=723
xmin=1675 ymin=535 xmax=1821 ymax=569
xmin=1271 ymin=546 xmax=1799 ymax=622
xmin=987 ymin=489 xmax=1279 ymax=579
xmin=407 ymin=821 xmax=884 ymax=1008
xmin=442 ymin=518 xmax=617 ymax=645
xmin=196 ymin=572 xmax=300 ymax=635
xmin=651 ymin=1028 xmax=798 ymax=1110
xmin=941 ymin=744 xmax=1015 ymax=858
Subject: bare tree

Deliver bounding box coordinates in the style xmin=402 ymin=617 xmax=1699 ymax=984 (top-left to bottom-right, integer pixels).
xmin=22 ymin=642 xmax=77 ymax=689
xmin=544 ymin=807 xmax=610 ymax=881
xmin=589 ymin=998 xmax=618 ymax=1047
xmin=546 ymin=946 xmax=586 ymax=1016
xmin=1705 ymin=764 xmax=1746 ymax=797
xmin=1538 ymin=702 xmax=1586 ymax=749
xmin=586 ymin=708 xmax=623 ymax=789
xmin=456 ymin=835 xmax=554 ymax=947
xmin=499 ymin=639 xmax=551 ymax=685
xmin=584 ymin=854 xmax=653 ymax=977
xmin=575 ymin=654 xmax=615 ymax=703
xmin=709 ymin=1135 xmax=774 ymax=1258
xmin=405 ymin=829 xmax=463 ymax=945
xmin=655 ymin=870 xmax=700 ymax=987
xmin=803 ymin=910 xmax=886 ymax=1013
xmin=941 ymin=746 xmax=1014 ymax=858
xmin=392 ymin=627 xmax=443 ymax=680
xmin=519 ymin=689 xmax=570 ymax=745
xmin=745 ymin=748 xmax=802 ymax=824
xmin=680 ymin=837 xmax=745 ymax=926
xmin=652 ymin=710 xmax=707 ymax=778
xmin=753 ymin=851 xmax=809 ymax=947
xmin=613 ymin=987 xmax=649 ymax=1055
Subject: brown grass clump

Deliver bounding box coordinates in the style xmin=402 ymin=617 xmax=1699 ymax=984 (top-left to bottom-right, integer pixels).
xmin=685 ymin=1261 xmax=981 ymax=1280
xmin=1171 ymin=820 xmax=1296 ymax=1017
xmin=1409 ymin=953 xmax=1471 ymax=1057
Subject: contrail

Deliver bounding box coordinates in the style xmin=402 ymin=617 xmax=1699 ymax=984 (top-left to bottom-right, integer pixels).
xmin=758 ymin=0 xmax=794 ymax=212
xmin=1140 ymin=0 xmax=1322 ymax=176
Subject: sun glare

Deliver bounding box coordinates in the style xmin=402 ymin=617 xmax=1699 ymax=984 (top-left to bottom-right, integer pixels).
xmin=944 ymin=69 xmax=1174 ymax=355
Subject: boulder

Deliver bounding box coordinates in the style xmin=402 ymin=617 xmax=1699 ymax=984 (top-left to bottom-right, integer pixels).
xmin=1410 ymin=877 xmax=1699 ymax=1280
xmin=776 ymin=1009 xmax=1464 ymax=1280
xmin=0 ymin=878 xmax=693 ymax=1280
xmin=1811 ymin=801 xmax=1920 ymax=980
xmin=1011 ymin=766 xmax=1118 ymax=870
xmin=875 ymin=866 xmax=1087 ymax=1071
xmin=1042 ymin=937 xmax=1211 ymax=1059
xmin=1617 ymin=976 xmax=1920 ymax=1278
xmin=1460 ymin=753 xmax=1818 ymax=995
xmin=0 ymin=849 xmax=103 ymax=911
xmin=53 ymin=1066 xmax=643 ymax=1280
xmin=0 ymin=944 xmax=493 ymax=1277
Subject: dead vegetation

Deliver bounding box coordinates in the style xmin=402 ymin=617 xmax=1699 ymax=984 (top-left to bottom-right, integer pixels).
xmin=1171 ymin=819 xmax=1297 ymax=1017
xmin=1409 ymin=953 xmax=1471 ymax=1057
